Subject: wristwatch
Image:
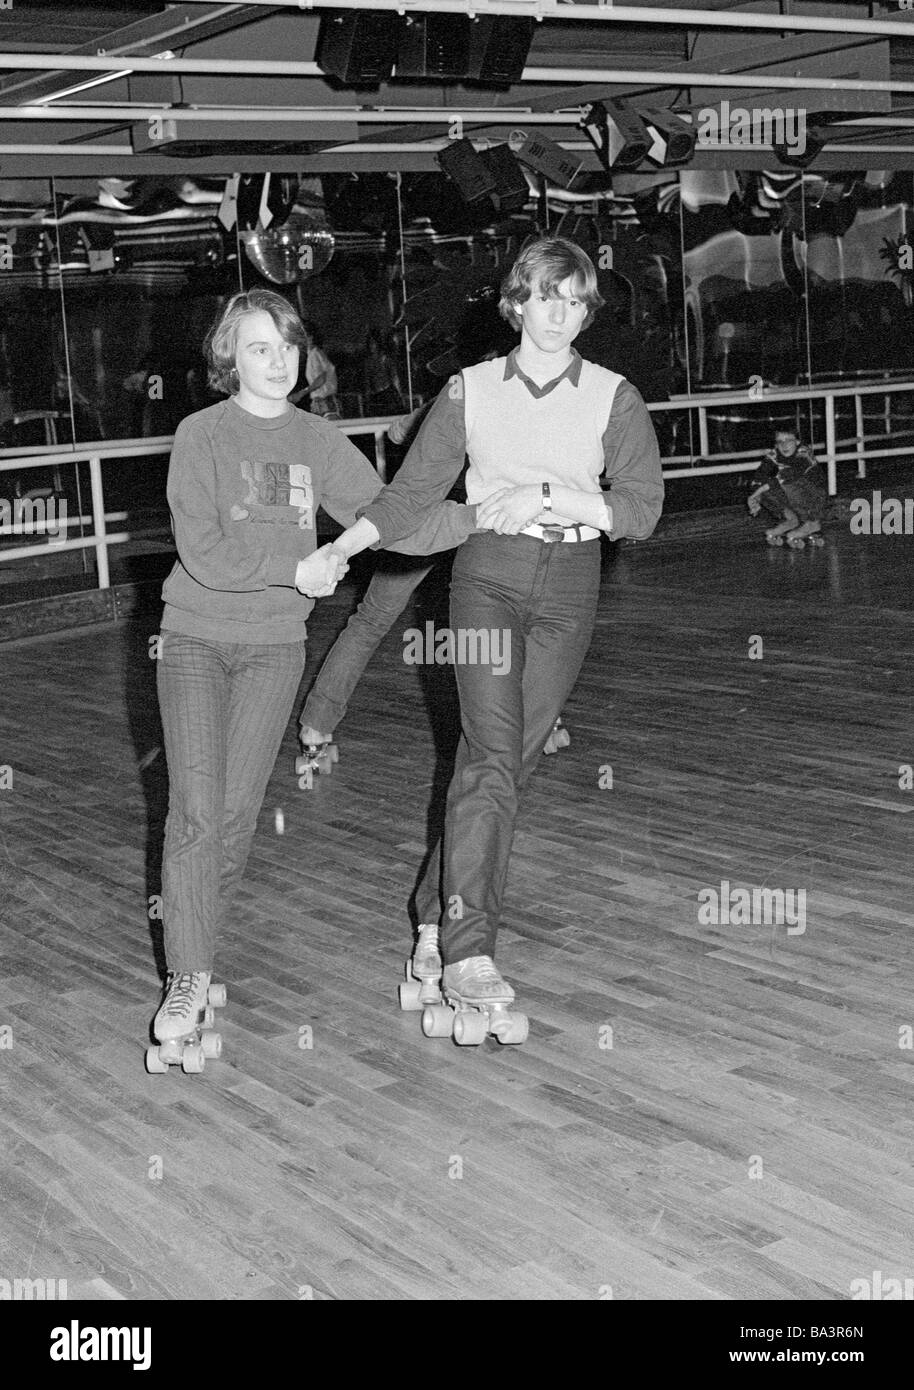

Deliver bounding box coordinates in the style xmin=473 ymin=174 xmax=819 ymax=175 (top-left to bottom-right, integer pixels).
xmin=541 ymin=482 xmax=552 ymax=512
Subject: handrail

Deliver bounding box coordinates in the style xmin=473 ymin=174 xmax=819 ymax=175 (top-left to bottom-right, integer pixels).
xmin=2 ymin=381 xmax=912 ymax=591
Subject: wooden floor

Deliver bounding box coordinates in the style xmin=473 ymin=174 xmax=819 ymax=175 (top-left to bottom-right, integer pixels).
xmin=1 ymin=522 xmax=913 ymax=1302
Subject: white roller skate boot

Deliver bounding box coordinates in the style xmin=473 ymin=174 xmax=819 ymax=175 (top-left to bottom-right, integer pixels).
xmin=399 ymin=924 xmax=443 ymax=1012
xmin=422 ymin=955 xmax=528 ymax=1047
xmin=146 ymin=971 xmax=226 ymax=1074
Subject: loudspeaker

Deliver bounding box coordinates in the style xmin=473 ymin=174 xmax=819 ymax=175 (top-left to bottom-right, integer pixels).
xmin=479 ymin=144 xmax=529 ymax=214
xmin=397 ymin=14 xmax=470 ymax=79
xmin=437 ymin=139 xmax=497 ymax=203
xmin=467 ymin=17 xmax=535 ymax=87
xmin=316 ymin=11 xmax=398 ymax=86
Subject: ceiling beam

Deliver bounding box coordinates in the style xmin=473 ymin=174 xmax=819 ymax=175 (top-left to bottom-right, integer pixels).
xmin=173 ymin=0 xmax=914 ymax=43
xmin=0 ymin=4 xmax=288 ymax=105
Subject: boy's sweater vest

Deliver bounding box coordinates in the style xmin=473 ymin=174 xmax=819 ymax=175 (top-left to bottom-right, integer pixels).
xmin=462 ymin=357 xmax=623 ymax=511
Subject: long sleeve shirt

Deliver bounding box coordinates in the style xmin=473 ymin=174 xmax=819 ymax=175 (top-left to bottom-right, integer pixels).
xmin=161 ymin=396 xmax=476 ymax=644
xmin=359 ymin=348 xmax=664 ymax=547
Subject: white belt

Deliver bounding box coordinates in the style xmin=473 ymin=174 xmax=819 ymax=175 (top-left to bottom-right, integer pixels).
xmin=519 ymin=522 xmax=601 ymax=543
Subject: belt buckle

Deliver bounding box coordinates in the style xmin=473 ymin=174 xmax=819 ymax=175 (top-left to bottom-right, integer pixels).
xmin=541 ymin=525 xmax=565 ymax=544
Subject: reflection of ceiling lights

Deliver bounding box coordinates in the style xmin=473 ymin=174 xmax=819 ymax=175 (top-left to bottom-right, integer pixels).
xmin=242 ymin=210 xmax=335 ymax=284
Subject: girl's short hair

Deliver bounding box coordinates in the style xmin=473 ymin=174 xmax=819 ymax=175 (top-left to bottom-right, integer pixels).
xmin=204 ymin=287 xmax=307 ymax=393
xmin=498 ymin=237 xmax=605 ymax=330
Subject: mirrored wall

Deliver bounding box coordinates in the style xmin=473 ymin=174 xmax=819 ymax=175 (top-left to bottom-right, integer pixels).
xmin=0 ymin=166 xmax=912 ymax=455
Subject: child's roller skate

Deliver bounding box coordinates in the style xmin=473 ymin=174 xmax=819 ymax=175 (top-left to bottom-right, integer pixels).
xmin=421 ymin=955 xmax=528 ymax=1047
xmin=146 ymin=971 xmax=226 ymax=1074
xmin=398 ymin=923 xmax=443 ymax=1011
xmin=296 ymin=726 xmax=338 ymax=789
xmin=785 ymin=521 xmax=825 ymax=549
xmin=543 ymin=716 xmax=571 ymax=755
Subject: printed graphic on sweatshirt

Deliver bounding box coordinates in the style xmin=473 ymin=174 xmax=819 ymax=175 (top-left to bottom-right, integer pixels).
xmin=230 ymin=460 xmax=313 ymax=529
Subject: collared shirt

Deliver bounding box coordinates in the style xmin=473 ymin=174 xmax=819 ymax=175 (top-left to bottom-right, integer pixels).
xmin=503 ymin=346 xmax=583 ymax=398
xmin=359 ymin=349 xmax=664 ymax=547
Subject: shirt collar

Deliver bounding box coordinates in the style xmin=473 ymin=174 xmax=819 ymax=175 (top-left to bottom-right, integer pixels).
xmin=503 ymin=347 xmax=583 ymax=398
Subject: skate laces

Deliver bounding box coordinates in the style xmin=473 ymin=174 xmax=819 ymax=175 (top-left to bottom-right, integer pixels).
xmin=162 ymin=972 xmax=204 ymax=1018
xmin=466 ymin=955 xmax=499 ymax=983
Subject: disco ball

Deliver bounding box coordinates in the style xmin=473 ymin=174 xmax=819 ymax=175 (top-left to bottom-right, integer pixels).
xmin=241 ymin=210 xmax=335 ymax=284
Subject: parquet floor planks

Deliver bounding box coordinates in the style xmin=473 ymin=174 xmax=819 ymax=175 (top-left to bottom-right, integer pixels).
xmin=1 ymin=524 xmax=913 ymax=1300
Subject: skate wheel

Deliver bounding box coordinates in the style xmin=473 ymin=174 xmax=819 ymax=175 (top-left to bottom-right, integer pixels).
xmin=202 ymin=1005 xmax=215 ymax=1028
xmin=422 ymin=1004 xmax=453 ymax=1039
xmin=201 ymin=1031 xmax=222 ymax=1059
xmin=554 ymin=727 xmax=570 ymax=749
xmin=543 ymin=735 xmax=558 ymax=755
xmin=453 ymin=1010 xmax=488 ymax=1046
xmin=294 ymin=754 xmax=310 ymax=775
xmin=766 ymin=535 xmax=784 ymax=547
xmin=207 ymin=983 xmax=227 ymax=1008
xmin=399 ymin=980 xmax=424 ymax=1012
xmin=404 ymin=958 xmax=414 ymax=982
xmin=325 ymin=744 xmax=339 ymax=765
xmin=494 ymin=1013 xmax=529 ymax=1046
xmin=181 ymin=1043 xmax=205 ymax=1073
xmin=786 ymin=537 xmax=805 ymax=549
xmin=145 ymin=1046 xmax=169 ymax=1074
xmin=809 ymin=535 xmax=825 ymax=547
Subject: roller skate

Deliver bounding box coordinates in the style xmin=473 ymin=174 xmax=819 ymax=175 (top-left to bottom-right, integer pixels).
xmin=785 ymin=521 xmax=825 ymax=549
xmin=398 ymin=923 xmax=443 ymax=1011
xmin=421 ymin=955 xmax=529 ymax=1047
xmin=543 ymin=716 xmax=571 ymax=755
xmin=296 ymin=725 xmax=338 ymax=789
xmin=145 ymin=971 xmax=226 ymax=1074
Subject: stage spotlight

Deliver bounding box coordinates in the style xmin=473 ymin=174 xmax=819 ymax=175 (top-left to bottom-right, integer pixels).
xmin=642 ymin=108 xmax=696 ymax=168
xmin=478 ymin=144 xmax=529 ymax=214
xmin=316 ymin=10 xmax=398 ymax=86
xmin=437 ymin=138 xmax=497 ymax=204
xmin=773 ymin=125 xmax=830 ymax=168
xmin=579 ymin=100 xmax=650 ymax=172
xmin=511 ymin=129 xmax=583 ymax=190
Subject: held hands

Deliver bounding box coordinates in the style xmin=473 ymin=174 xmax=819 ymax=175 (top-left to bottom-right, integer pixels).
xmin=295 ymin=543 xmax=349 ymax=597
xmin=476 ymin=485 xmax=544 ymax=535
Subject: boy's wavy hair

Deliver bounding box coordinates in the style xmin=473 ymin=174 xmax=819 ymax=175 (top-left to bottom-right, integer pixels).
xmin=498 ymin=237 xmax=605 ymax=331
xmin=204 ymin=287 xmax=307 ymax=394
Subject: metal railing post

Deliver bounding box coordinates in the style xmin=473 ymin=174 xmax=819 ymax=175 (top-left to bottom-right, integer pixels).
xmin=854 ymin=393 xmax=865 ymax=479
xmin=88 ymin=453 xmax=110 ymax=590
xmin=375 ymin=427 xmax=387 ymax=483
xmin=698 ymin=405 xmax=709 ymax=458
xmin=824 ymin=393 xmax=838 ymax=496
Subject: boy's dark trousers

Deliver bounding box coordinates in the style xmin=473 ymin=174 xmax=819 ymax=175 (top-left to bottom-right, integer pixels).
xmin=414 ymin=531 xmax=602 ymax=963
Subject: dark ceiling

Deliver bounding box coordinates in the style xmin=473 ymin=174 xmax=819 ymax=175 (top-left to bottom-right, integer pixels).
xmin=1 ymin=2 xmax=914 ymax=176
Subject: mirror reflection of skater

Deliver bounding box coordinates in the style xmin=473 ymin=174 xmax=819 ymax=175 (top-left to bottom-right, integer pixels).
xmin=150 ymin=288 xmax=479 ymax=1071
xmin=326 ymin=238 xmax=665 ymax=1043
xmin=747 ymin=428 xmax=827 ymax=548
